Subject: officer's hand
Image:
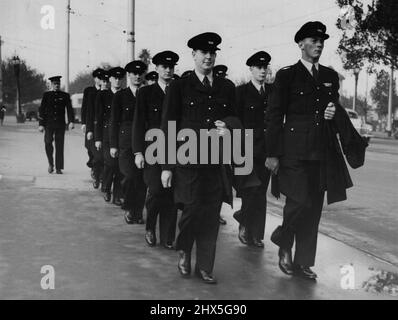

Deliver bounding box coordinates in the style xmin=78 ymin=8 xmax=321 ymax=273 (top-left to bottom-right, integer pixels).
xmin=81 ymin=124 xmax=86 ymax=133
xmin=215 ymin=120 xmax=227 ymax=136
xmin=265 ymin=157 xmax=280 ymax=175
xmin=110 ymin=148 xmax=118 ymax=158
xmin=87 ymin=132 xmax=93 ymax=140
xmin=135 ymin=153 xmax=145 ymax=169
xmin=68 ymin=123 xmax=75 ymax=130
xmin=95 ymin=141 xmax=102 ymax=150
xmin=38 ymin=126 xmax=44 ymax=133
xmin=324 ymin=102 xmax=336 ymax=120
xmin=161 ymin=170 xmax=172 ymax=188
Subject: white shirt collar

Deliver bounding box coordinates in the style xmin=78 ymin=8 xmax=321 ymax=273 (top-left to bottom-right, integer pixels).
xmin=251 ymin=80 xmax=265 ymax=92
xmin=300 ymin=58 xmax=319 ymax=75
xmin=129 ymin=85 xmax=139 ymax=96
xmin=111 ymin=87 xmax=119 ymax=94
xmin=157 ymin=81 xmax=168 ymax=93
xmin=95 ymin=84 xmax=101 ymax=90
xmin=194 ymin=69 xmax=213 ymax=86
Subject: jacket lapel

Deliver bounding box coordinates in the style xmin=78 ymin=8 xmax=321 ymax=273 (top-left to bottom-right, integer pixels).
xmin=297 ymin=60 xmax=318 ymax=88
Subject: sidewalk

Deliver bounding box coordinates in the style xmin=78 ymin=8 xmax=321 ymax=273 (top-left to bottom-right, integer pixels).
xmin=0 ymin=120 xmax=397 ymax=300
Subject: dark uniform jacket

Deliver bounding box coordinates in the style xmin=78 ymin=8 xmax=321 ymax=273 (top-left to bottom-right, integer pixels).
xmin=110 ymin=87 xmax=137 ymax=150
xmin=132 ymin=83 xmax=166 ymax=194
xmin=161 ymin=72 xmax=240 ymax=205
xmin=266 ymin=60 xmax=367 ymax=204
xmin=81 ymin=86 xmax=95 ymax=125
xmin=266 ymin=60 xmax=339 ymax=160
xmin=39 ymin=91 xmax=74 ymax=128
xmin=132 ymin=83 xmax=165 ymax=154
xmin=94 ymin=89 xmax=115 ymax=143
xmin=82 ymin=86 xmax=99 ymax=133
xmin=236 ymin=81 xmax=270 ymax=163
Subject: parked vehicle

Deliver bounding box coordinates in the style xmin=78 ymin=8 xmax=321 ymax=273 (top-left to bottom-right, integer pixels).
xmin=345 ymin=108 xmax=372 ymax=142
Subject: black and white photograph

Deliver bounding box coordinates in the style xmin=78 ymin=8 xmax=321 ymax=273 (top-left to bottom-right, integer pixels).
xmin=0 ymin=0 xmax=397 ymax=306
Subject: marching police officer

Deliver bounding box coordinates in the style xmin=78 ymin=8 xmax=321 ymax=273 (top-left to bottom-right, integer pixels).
xmin=81 ymin=68 xmax=104 ymax=171
xmin=213 ymin=65 xmax=228 ymax=78
xmin=95 ymin=67 xmax=124 ymax=205
xmin=145 ymin=71 xmax=158 ymax=85
xmin=234 ymin=51 xmax=272 ymax=248
xmin=132 ymin=51 xmax=179 ymax=248
xmin=88 ymin=70 xmax=109 ymax=189
xmin=265 ymin=21 xmax=338 ymax=280
xmin=161 ymin=32 xmax=239 ymax=284
xmin=38 ymin=76 xmax=74 ymax=174
xmin=110 ymin=61 xmax=147 ymax=224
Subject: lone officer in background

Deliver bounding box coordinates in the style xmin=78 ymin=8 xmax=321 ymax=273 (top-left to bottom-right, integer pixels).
xmin=38 ymin=76 xmax=74 ymax=174
xmin=133 ymin=51 xmax=179 ymax=249
xmin=110 ymin=61 xmax=147 ymax=224
xmin=234 ymin=51 xmax=272 ymax=248
xmin=145 ymin=71 xmax=158 ymax=86
xmin=161 ymin=32 xmax=239 ymax=284
xmin=81 ymin=68 xmax=104 ymax=172
xmin=265 ymin=21 xmax=345 ymax=280
xmin=95 ymin=67 xmax=124 ymax=206
xmin=88 ymin=70 xmax=109 ymax=189
xmin=213 ymin=65 xmax=228 ymax=79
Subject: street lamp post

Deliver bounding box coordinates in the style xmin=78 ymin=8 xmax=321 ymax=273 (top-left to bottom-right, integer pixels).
xmin=353 ymin=67 xmax=360 ymax=111
xmin=11 ymin=55 xmax=25 ymax=123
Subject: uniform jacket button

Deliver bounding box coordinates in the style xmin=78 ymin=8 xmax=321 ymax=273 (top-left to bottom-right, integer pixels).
xmin=300 ymin=92 xmax=304 ymax=95
xmin=290 ymin=128 xmax=294 ymax=131
xmin=208 ymin=96 xmax=212 ymax=99
xmin=190 ymin=102 xmax=194 ymax=106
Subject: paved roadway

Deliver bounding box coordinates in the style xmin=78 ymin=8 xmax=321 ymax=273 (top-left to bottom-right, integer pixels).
xmin=0 ymin=117 xmax=397 ymax=300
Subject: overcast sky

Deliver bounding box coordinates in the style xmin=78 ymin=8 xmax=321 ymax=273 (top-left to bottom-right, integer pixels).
xmin=0 ymin=0 xmax=385 ymax=99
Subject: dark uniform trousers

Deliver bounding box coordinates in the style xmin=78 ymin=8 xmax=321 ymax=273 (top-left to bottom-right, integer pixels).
xmin=175 ymin=167 xmax=223 ymax=272
xmin=111 ymin=88 xmax=146 ymax=213
xmin=161 ymin=72 xmax=238 ymax=273
xmin=82 ymin=86 xmax=97 ymax=168
xmin=44 ymin=126 xmax=65 ymax=169
xmin=266 ymin=60 xmax=341 ymax=267
xmin=132 ymin=83 xmax=177 ymax=243
xmin=235 ymin=82 xmax=271 ymax=240
xmin=83 ymin=86 xmax=102 ymax=177
xmin=95 ymin=90 xmax=121 ymax=197
xmin=39 ymin=90 xmax=74 ymax=170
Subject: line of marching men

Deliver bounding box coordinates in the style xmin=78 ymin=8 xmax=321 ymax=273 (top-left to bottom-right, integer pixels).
xmin=40 ymin=22 xmax=366 ymax=285
xmin=79 ymin=46 xmax=273 ymax=282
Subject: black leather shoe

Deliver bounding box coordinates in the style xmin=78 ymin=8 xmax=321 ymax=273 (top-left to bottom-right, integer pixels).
xmin=48 ymin=165 xmax=54 ymax=174
xmin=233 ymin=210 xmax=243 ymax=224
xmin=163 ymin=241 xmax=174 ymax=250
xmin=252 ymin=238 xmax=264 ymax=248
xmin=136 ymin=216 xmax=144 ymax=224
xmin=278 ymin=248 xmax=294 ymax=276
xmin=145 ymin=230 xmax=156 ymax=246
xmin=177 ymin=250 xmax=191 ymax=277
xmin=195 ymin=268 xmax=217 ymax=284
xmin=294 ymin=265 xmax=317 ymax=280
xmin=112 ymin=197 xmax=122 ymax=206
xmin=93 ymin=179 xmax=100 ymax=189
xmin=56 ymin=169 xmax=63 ymax=174
xmin=103 ymin=192 xmax=111 ymax=202
xmin=238 ymin=224 xmax=250 ymax=245
xmin=219 ymin=216 xmax=227 ymax=225
xmin=124 ymin=211 xmax=135 ymax=224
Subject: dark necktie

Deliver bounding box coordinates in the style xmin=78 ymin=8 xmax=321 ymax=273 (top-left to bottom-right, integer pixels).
xmin=165 ymin=84 xmax=169 ymax=95
xmin=203 ymin=76 xmax=211 ymax=89
xmin=312 ymin=64 xmax=319 ymax=82
xmin=259 ymin=85 xmax=265 ymax=97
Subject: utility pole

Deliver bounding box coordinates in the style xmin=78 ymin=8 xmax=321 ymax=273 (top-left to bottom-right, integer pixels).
xmin=127 ymin=0 xmax=135 ymax=62
xmin=65 ymin=0 xmax=71 ymax=93
xmin=386 ymin=66 xmax=394 ymax=136
xmin=0 ymin=35 xmax=3 ymax=106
